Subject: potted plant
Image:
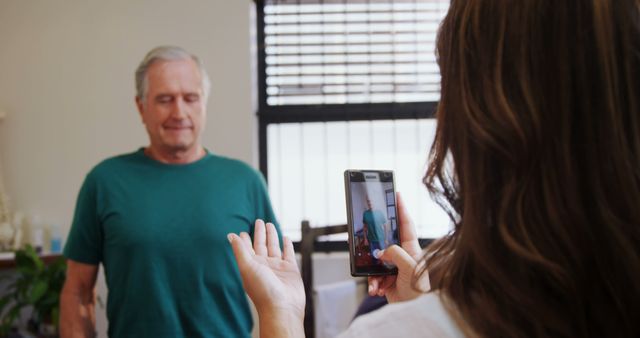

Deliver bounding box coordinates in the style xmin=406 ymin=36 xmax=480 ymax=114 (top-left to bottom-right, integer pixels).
xmin=0 ymin=245 xmax=66 ymax=337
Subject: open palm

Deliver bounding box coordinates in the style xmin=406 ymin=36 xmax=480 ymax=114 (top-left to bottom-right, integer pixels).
xmin=229 ymin=220 xmax=305 ymax=317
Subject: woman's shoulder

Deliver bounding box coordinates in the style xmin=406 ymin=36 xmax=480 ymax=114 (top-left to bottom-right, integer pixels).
xmin=340 ymin=292 xmax=466 ymax=338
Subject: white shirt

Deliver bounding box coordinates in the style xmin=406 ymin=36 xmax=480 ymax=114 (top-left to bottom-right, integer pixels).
xmin=337 ymin=293 xmax=466 ymax=338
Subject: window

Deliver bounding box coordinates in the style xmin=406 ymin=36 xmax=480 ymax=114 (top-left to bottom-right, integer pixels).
xmin=255 ymin=0 xmax=451 ymax=242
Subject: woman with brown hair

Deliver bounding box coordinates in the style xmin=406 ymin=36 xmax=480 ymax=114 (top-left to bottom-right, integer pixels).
xmin=228 ymin=0 xmax=640 ymax=337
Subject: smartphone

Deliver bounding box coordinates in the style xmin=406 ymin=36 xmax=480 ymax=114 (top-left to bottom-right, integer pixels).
xmin=344 ymin=170 xmax=400 ymax=276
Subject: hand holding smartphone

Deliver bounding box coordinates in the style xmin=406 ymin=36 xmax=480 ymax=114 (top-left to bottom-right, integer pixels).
xmin=344 ymin=170 xmax=400 ymax=276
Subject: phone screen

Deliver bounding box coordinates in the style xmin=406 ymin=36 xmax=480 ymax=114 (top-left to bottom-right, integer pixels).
xmin=344 ymin=170 xmax=399 ymax=276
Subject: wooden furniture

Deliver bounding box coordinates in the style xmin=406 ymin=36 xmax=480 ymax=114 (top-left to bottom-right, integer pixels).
xmin=299 ymin=220 xmax=349 ymax=338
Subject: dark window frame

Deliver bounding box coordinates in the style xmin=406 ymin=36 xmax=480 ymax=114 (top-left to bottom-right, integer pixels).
xmin=254 ymin=0 xmax=440 ymax=249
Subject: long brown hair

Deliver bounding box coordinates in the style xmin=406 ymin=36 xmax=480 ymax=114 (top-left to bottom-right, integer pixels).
xmin=421 ymin=0 xmax=640 ymax=337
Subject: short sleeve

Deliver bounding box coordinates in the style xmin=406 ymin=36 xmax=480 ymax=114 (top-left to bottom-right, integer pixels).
xmin=63 ymin=171 xmax=103 ymax=265
xmin=249 ymin=169 xmax=283 ymax=244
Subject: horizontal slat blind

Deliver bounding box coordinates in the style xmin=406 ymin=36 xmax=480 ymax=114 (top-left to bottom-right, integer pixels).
xmin=263 ymin=0 xmax=449 ymax=106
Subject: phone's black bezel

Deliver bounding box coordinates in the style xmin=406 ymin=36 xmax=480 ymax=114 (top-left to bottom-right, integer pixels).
xmin=344 ymin=169 xmax=399 ymax=276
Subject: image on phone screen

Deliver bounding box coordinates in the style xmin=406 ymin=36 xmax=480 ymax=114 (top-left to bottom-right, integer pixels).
xmin=344 ymin=170 xmax=399 ymax=276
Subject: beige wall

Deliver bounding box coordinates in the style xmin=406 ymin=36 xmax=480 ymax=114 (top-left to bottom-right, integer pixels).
xmin=0 ymin=0 xmax=257 ymax=234
xmin=0 ymin=2 xmax=257 ymax=335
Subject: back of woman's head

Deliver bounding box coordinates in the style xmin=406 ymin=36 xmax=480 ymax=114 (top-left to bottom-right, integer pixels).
xmin=423 ymin=0 xmax=640 ymax=337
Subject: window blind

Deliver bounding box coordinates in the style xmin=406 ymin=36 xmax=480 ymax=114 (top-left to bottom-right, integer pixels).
xmin=257 ymin=0 xmax=451 ymax=241
xmin=263 ymin=0 xmax=448 ymax=106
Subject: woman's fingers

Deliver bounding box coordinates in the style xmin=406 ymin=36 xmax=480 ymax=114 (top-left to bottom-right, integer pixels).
xmin=266 ymin=222 xmax=282 ymax=258
xmin=282 ymin=236 xmax=300 ymax=271
xmin=236 ymin=220 xmax=286 ymax=260
xmin=368 ymin=277 xmax=380 ymax=295
xmin=377 ymin=275 xmax=396 ymax=296
xmin=396 ymin=193 xmax=422 ymax=258
xmin=253 ymin=219 xmax=268 ymax=256
xmin=369 ymin=276 xmax=397 ymax=296
xmin=239 ymin=232 xmax=255 ymax=255
xmin=229 ymin=233 xmax=253 ymax=274
xmin=379 ymin=245 xmax=416 ymax=273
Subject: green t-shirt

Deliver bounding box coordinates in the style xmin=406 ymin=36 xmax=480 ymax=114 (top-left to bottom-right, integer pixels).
xmin=64 ymin=149 xmax=280 ymax=338
xmin=362 ymin=209 xmax=386 ymax=243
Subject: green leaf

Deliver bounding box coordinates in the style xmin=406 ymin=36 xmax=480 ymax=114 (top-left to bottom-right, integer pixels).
xmin=39 ymin=292 xmax=58 ymax=307
xmin=3 ymin=301 xmax=24 ymax=329
xmin=2 ymin=247 xmax=67 ymax=333
xmin=51 ymin=307 xmax=60 ymax=329
xmin=0 ymin=295 xmax=12 ymax=315
xmin=7 ymin=303 xmax=20 ymax=318
xmin=15 ymin=245 xmax=44 ymax=274
xmin=28 ymin=279 xmax=49 ymax=304
xmin=0 ymin=321 xmax=11 ymax=337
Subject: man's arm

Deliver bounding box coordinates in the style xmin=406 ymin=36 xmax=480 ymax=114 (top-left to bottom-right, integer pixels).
xmin=60 ymin=259 xmax=99 ymax=338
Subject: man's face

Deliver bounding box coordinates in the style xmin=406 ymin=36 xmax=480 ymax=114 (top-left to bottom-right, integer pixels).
xmin=136 ymin=58 xmax=206 ymax=154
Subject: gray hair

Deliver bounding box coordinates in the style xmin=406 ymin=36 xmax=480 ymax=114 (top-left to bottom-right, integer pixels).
xmin=135 ymin=46 xmax=211 ymax=101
